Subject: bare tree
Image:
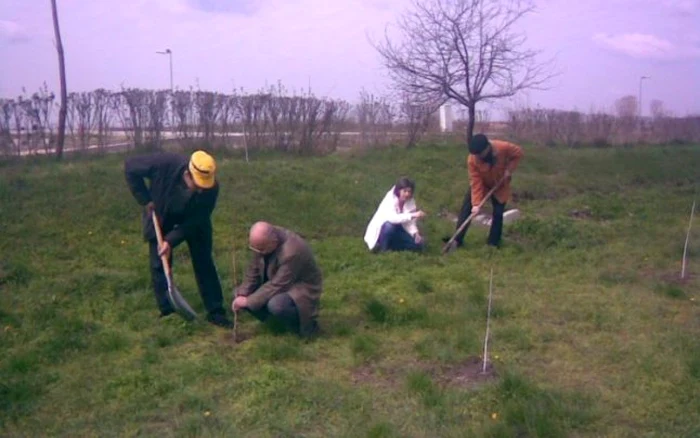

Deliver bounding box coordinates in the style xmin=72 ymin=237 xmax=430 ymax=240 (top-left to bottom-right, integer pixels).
xmin=373 ymin=0 xmax=553 ymax=142
xmin=399 ymin=93 xmax=436 ymax=148
xmin=267 ymin=93 xmax=284 ymax=149
xmin=356 ymin=89 xmax=395 ymax=147
xmin=92 ymin=89 xmax=113 ymax=148
xmin=280 ymin=94 xmax=302 ymax=151
xmin=194 ymin=91 xmax=221 ymax=145
xmin=51 ymin=0 xmax=68 ymax=159
xmin=20 ymin=86 xmax=56 ymax=154
xmin=650 ymin=99 xmax=666 ymax=119
xmin=117 ymin=88 xmax=149 ymax=148
xmin=298 ymin=95 xmax=323 ymax=154
xmin=614 ymin=95 xmax=638 ymax=142
xmin=172 ymin=89 xmax=195 ymax=143
xmin=145 ymin=90 xmax=168 ymax=147
xmin=615 ymin=95 xmax=637 ymax=119
xmin=585 ymin=110 xmax=615 ymax=147
xmin=324 ymin=99 xmax=351 ymax=151
xmin=67 ymin=92 xmax=94 ymax=149
xmin=218 ymin=92 xmax=237 ymax=147
xmin=10 ymin=96 xmax=27 ymax=155
xmin=0 ymin=99 xmax=14 ymax=156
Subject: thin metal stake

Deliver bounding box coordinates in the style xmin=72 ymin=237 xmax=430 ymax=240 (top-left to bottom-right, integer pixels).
xmin=233 ymin=309 xmax=238 ymax=343
xmin=682 ymin=200 xmax=696 ymax=279
xmin=482 ymin=267 xmax=494 ymax=373
xmin=232 ymin=237 xmax=239 ymax=343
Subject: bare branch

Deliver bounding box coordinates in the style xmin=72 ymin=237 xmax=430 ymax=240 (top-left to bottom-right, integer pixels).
xmin=371 ymin=0 xmax=556 ymax=140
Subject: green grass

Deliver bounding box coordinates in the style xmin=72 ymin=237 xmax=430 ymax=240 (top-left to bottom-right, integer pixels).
xmin=1 ymin=142 xmax=699 ymax=437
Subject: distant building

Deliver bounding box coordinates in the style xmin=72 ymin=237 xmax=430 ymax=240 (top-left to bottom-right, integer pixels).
xmin=439 ymin=104 xmax=454 ymax=132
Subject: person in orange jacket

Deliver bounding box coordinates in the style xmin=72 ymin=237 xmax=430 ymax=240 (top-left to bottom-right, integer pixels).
xmin=446 ymin=133 xmax=523 ymax=249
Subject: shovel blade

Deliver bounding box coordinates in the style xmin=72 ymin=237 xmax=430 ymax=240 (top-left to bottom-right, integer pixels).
xmin=167 ymin=282 xmax=198 ymax=321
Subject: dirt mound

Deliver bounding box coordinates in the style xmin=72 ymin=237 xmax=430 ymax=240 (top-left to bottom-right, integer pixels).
xmin=351 ymin=356 xmax=497 ymax=389
xmin=430 ymin=356 xmax=497 ymax=387
xmin=569 ymin=207 xmax=593 ymax=219
xmin=221 ymin=330 xmax=253 ymax=346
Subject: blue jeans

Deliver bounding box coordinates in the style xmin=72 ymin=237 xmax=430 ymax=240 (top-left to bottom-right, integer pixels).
xmin=376 ymin=222 xmax=423 ymax=252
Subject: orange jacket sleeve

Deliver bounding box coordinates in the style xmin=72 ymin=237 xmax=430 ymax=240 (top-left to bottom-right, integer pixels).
xmin=504 ymin=142 xmax=523 ymax=173
xmin=468 ymin=156 xmax=486 ymax=206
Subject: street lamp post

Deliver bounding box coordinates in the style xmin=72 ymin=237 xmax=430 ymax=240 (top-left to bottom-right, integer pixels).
xmin=156 ymin=49 xmax=174 ymax=135
xmin=156 ymin=49 xmax=173 ymax=92
xmin=638 ymin=75 xmax=649 ymax=118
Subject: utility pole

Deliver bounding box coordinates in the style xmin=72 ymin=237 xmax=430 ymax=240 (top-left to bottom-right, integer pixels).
xmin=156 ymin=49 xmax=174 ymax=135
xmin=51 ymin=0 xmax=67 ymax=160
xmin=156 ymin=49 xmax=173 ymax=92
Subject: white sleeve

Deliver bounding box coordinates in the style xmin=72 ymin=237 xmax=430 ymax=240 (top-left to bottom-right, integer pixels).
xmin=402 ymin=198 xmax=419 ymax=235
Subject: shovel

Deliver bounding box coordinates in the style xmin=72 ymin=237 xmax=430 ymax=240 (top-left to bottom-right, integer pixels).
xmin=442 ymin=175 xmax=508 ymax=255
xmin=151 ymin=210 xmax=198 ymax=321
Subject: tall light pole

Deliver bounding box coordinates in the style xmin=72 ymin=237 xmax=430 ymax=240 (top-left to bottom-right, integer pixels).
xmin=156 ymin=49 xmax=173 ymax=92
xmin=638 ymin=75 xmax=649 ymax=118
xmin=157 ymin=49 xmax=174 ymax=134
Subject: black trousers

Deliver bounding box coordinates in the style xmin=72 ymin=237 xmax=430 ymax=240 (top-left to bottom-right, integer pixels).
xmin=246 ymin=293 xmax=300 ymax=334
xmin=148 ymin=223 xmax=224 ymax=315
xmin=454 ymin=188 xmax=506 ymax=247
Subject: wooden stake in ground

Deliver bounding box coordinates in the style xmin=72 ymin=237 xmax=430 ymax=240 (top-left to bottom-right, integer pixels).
xmin=482 ymin=267 xmax=494 ymax=373
xmin=232 ymin=236 xmax=240 ymax=343
xmin=681 ymin=200 xmax=696 ymax=279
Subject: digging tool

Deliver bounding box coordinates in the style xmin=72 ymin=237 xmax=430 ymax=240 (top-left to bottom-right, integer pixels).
xmin=441 ymin=175 xmax=508 ymax=255
xmin=152 ymin=210 xmax=198 ymax=321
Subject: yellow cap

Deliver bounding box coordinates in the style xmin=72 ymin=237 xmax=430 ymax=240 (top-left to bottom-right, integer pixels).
xmin=188 ymin=150 xmax=216 ymax=189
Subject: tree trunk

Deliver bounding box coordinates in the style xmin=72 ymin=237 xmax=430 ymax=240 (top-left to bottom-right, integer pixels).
xmin=51 ymin=0 xmax=67 ymax=160
xmin=466 ymin=103 xmax=476 ymax=144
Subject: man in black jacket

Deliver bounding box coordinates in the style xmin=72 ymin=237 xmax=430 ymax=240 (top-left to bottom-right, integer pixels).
xmin=124 ymin=150 xmax=233 ymax=328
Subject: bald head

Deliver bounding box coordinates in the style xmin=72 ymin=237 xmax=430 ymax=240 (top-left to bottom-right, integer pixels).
xmin=249 ymin=221 xmax=279 ymax=254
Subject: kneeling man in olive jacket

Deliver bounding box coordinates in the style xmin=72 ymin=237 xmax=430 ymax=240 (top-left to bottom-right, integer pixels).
xmin=232 ymin=222 xmax=323 ymax=337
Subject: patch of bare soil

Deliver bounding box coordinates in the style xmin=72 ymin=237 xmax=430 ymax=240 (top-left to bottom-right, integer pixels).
xmin=512 ymin=190 xmax=558 ymax=203
xmin=659 ymin=271 xmax=696 ymax=286
xmin=351 ymin=364 xmax=403 ymax=389
xmin=351 ymin=356 xmax=497 ymax=390
xmin=220 ymin=330 xmax=253 ymax=347
xmin=640 ymin=268 xmax=696 ymax=286
xmin=427 ymin=356 xmax=497 ymax=388
xmin=569 ymin=206 xmax=593 ymax=219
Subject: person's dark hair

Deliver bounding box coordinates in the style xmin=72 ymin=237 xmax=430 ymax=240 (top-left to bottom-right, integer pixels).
xmin=468 ymin=133 xmax=490 ymax=155
xmin=393 ymin=177 xmax=415 ymax=197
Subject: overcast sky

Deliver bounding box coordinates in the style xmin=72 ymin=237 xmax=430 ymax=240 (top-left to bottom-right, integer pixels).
xmin=1 ymin=0 xmax=699 ymax=118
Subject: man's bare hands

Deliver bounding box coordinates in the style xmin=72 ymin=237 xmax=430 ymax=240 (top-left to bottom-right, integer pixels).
xmin=158 ymin=241 xmax=171 ymax=259
xmin=232 ymin=296 xmax=248 ymax=311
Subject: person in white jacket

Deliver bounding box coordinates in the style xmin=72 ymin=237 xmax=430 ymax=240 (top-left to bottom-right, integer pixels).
xmin=364 ymin=177 xmax=427 ymax=252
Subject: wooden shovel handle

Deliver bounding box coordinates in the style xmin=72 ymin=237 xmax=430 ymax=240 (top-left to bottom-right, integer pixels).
xmin=441 ymin=175 xmax=508 ymax=254
xmin=151 ymin=210 xmax=172 ymax=278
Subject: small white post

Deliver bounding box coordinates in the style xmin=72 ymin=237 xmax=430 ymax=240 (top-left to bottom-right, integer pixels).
xmin=482 ymin=267 xmax=494 ymax=373
xmin=681 ymin=200 xmax=696 ymax=279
